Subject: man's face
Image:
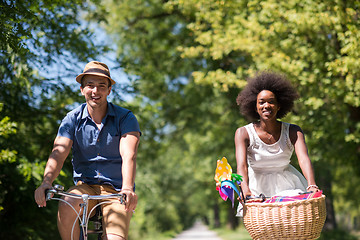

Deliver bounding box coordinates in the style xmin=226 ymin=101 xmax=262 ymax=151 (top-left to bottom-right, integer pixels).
xmin=80 ymin=75 xmax=112 ymax=109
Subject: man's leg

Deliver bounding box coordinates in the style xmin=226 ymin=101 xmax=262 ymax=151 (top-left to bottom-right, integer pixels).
xmin=103 ymin=233 xmax=126 ymax=240
xmin=57 ymin=195 xmax=83 ymax=240
xmin=100 ymin=185 xmax=133 ymax=240
xmin=101 ymin=202 xmax=132 ymax=240
xmin=57 ymin=183 xmax=96 ymax=240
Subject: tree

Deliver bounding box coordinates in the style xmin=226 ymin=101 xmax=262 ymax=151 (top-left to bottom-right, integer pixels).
xmin=93 ymin=0 xmax=360 ymax=235
xmin=0 ymin=1 xmax=110 ymax=238
xmin=175 ymin=0 xmax=360 ymax=230
xmin=0 ymin=104 xmax=17 ymax=213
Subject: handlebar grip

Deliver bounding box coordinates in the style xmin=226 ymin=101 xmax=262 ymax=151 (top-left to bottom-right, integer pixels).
xmin=45 ymin=188 xmax=55 ymax=201
xmin=44 ymin=185 xmax=64 ymax=201
xmin=245 ymin=193 xmax=266 ymax=202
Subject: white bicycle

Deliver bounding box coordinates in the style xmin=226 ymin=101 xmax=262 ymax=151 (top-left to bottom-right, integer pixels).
xmin=46 ymin=184 xmax=126 ymax=240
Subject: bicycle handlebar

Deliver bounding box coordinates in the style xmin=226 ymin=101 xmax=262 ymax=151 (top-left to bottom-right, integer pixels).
xmin=45 ymin=184 xmax=126 ymax=204
xmin=44 ymin=184 xmax=127 ymax=240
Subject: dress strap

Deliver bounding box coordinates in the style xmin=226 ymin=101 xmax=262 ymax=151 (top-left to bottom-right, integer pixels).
xmin=244 ymin=123 xmax=256 ymax=147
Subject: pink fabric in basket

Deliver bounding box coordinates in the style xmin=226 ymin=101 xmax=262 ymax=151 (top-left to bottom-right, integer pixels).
xmin=264 ymin=191 xmax=323 ymax=203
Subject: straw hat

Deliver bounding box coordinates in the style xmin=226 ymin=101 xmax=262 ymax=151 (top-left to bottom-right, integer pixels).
xmin=76 ymin=61 xmax=116 ymax=85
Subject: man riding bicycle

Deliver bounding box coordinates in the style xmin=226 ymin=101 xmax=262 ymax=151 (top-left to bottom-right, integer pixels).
xmin=34 ymin=61 xmax=141 ymax=240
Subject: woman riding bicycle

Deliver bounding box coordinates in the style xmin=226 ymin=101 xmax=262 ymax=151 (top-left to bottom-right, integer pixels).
xmin=235 ymin=71 xmax=320 ymax=201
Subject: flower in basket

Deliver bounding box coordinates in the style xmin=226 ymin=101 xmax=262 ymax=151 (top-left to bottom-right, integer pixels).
xmin=214 ymin=157 xmax=243 ymax=207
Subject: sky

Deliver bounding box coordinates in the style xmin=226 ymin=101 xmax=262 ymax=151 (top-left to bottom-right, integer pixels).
xmin=36 ymin=22 xmax=135 ymax=103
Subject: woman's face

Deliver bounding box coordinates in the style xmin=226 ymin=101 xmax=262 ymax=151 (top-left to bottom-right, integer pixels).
xmin=256 ymin=90 xmax=280 ymax=120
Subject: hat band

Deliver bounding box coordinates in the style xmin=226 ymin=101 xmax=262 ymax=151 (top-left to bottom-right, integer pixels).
xmin=83 ymin=68 xmax=110 ymax=78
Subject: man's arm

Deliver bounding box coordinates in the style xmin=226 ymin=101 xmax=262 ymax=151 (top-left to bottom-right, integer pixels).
xmin=34 ymin=136 xmax=73 ymax=207
xmin=119 ymin=131 xmax=140 ymax=212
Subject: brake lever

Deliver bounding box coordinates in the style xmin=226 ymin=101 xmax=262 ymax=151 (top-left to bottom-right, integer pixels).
xmin=120 ymin=194 xmax=127 ymax=204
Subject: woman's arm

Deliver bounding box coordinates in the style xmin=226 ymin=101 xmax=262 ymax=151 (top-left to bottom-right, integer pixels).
xmin=235 ymin=127 xmax=252 ymax=197
xmin=290 ymin=124 xmax=319 ymax=192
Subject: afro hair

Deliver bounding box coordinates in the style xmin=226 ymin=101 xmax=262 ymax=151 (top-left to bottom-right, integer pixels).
xmin=236 ymin=71 xmax=299 ymax=120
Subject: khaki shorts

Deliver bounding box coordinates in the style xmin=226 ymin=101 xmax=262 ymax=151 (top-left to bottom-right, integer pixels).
xmin=68 ymin=181 xmax=132 ymax=239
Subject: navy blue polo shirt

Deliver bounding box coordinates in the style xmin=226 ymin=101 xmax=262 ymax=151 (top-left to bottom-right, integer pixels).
xmin=57 ymin=102 xmax=141 ymax=191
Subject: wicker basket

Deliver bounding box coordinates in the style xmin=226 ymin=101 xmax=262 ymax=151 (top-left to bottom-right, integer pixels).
xmin=243 ymin=195 xmax=326 ymax=240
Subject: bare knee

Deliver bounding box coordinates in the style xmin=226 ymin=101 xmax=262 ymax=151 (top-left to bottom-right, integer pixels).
xmin=57 ymin=198 xmax=83 ymax=240
xmin=103 ymin=233 xmax=126 ymax=240
xmin=57 ymin=196 xmax=83 ymax=226
xmin=58 ymin=196 xmax=81 ymax=214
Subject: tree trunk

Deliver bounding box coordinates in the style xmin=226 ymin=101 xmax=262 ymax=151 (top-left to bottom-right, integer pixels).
xmin=316 ymin=163 xmax=337 ymax=230
xmin=213 ymin=202 xmax=221 ymax=228
xmin=227 ymin=203 xmax=239 ymax=230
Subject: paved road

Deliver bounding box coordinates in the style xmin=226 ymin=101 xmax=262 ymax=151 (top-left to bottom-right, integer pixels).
xmin=172 ymin=221 xmax=222 ymax=240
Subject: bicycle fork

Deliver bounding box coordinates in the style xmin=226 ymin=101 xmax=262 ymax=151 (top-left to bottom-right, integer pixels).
xmin=80 ymin=194 xmax=89 ymax=240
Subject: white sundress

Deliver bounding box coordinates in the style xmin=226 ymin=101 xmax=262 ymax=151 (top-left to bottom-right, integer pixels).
xmin=244 ymin=122 xmax=307 ymax=198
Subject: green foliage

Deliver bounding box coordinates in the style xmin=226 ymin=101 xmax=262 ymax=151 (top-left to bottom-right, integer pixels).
xmin=0 ymin=103 xmax=18 ymax=166
xmin=94 ymin=0 xmax=360 ymax=236
xmin=0 ymin=104 xmax=17 ymax=214
xmin=0 ymin=1 xmax=109 ymax=239
xmin=319 ymin=229 xmax=358 ymax=240
xmin=1 ymin=0 xmax=360 ymax=238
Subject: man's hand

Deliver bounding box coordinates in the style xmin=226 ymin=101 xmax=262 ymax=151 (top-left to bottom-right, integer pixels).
xmin=120 ymin=189 xmax=138 ymax=212
xmin=34 ymin=182 xmax=52 ymax=207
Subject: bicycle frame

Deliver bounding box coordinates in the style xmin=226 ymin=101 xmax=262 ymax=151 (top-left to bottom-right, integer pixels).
xmin=46 ymin=184 xmax=126 ymax=240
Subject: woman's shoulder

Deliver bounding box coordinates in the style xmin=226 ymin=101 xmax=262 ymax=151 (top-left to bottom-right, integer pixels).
xmin=236 ymin=123 xmax=253 ymax=133
xmin=287 ymin=123 xmax=304 ymax=145
xmin=288 ymin=123 xmax=303 ymax=132
xmin=235 ymin=124 xmax=252 ymax=142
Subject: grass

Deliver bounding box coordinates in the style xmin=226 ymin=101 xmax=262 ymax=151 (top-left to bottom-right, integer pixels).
xmin=129 ymin=230 xmax=177 ymax=240
xmin=215 ymin=225 xmax=360 ymax=240
xmin=318 ymin=229 xmax=360 ymax=240
xmin=132 ymin=223 xmax=360 ymax=240
xmin=214 ymin=225 xmax=252 ymax=240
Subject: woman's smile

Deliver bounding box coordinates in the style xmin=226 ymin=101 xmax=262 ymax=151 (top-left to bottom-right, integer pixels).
xmin=256 ymin=90 xmax=280 ymax=120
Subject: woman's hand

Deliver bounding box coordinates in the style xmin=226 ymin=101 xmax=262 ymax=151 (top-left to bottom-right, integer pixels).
xmin=240 ymin=183 xmax=253 ymax=200
xmin=307 ymin=185 xmax=320 ymax=193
